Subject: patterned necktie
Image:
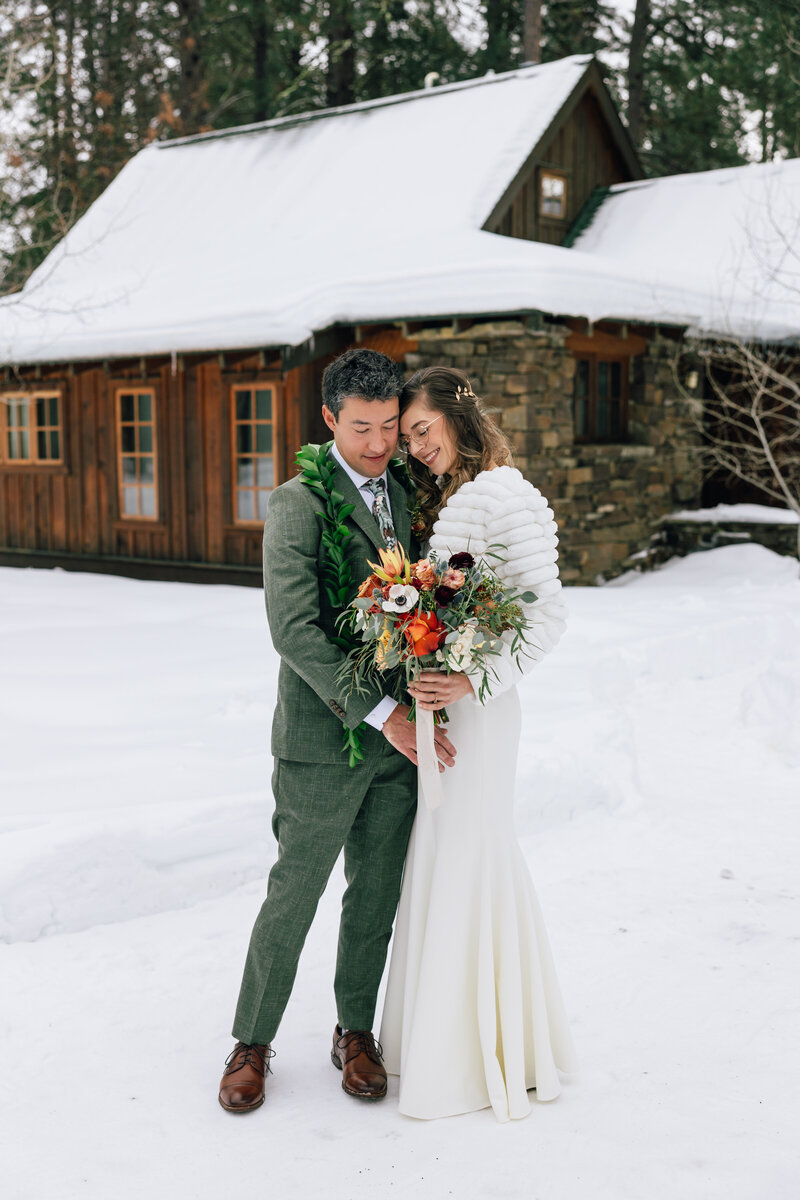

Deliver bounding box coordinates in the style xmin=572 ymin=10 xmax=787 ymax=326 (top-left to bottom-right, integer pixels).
xmin=365 ymin=478 xmax=397 ymax=550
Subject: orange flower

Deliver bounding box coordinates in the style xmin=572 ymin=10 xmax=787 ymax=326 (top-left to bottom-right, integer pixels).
xmin=356 ymin=573 xmax=382 ymax=600
xmin=404 ymin=610 xmax=446 ymax=657
xmin=368 ymin=545 xmax=411 ymax=584
xmin=410 ymin=558 xmax=436 ymax=590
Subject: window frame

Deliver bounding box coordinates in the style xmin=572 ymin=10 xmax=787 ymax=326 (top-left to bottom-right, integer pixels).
xmin=115 ymin=386 xmax=160 ymax=522
xmin=573 ymin=353 xmax=630 ymax=444
xmin=230 ymin=382 xmax=278 ymax=526
xmin=539 ymin=170 xmax=568 ymax=222
xmin=0 ymin=389 xmax=65 ymax=468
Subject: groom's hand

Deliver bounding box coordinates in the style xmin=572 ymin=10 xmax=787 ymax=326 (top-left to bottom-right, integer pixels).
xmin=381 ymin=704 xmax=457 ymax=772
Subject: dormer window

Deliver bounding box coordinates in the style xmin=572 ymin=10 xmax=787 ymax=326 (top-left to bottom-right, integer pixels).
xmin=540 ymin=171 xmax=567 ymax=219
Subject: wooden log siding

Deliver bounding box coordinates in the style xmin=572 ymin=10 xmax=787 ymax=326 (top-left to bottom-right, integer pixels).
xmin=0 ymin=355 xmax=286 ymax=570
xmin=0 ymin=326 xmax=419 ymax=575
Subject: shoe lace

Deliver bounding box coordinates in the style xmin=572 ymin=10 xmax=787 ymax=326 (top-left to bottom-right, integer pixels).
xmin=225 ymin=1042 xmax=275 ymax=1076
xmin=336 ymin=1030 xmax=384 ymax=1066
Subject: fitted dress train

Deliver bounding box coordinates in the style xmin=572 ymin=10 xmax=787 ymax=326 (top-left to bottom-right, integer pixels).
xmin=380 ymin=466 xmax=579 ymax=1121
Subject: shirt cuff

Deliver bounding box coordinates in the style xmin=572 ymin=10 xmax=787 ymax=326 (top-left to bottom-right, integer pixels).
xmin=364 ymin=696 xmax=399 ymax=731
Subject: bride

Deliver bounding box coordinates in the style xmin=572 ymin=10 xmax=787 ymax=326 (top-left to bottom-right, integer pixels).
xmin=380 ymin=365 xmax=579 ymax=1121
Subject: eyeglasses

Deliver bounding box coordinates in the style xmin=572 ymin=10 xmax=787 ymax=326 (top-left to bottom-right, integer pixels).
xmin=398 ymin=413 xmax=443 ymax=455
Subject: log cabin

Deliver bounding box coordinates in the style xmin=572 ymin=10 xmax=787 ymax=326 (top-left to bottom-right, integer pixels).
xmin=1 ymin=54 xmax=797 ymax=584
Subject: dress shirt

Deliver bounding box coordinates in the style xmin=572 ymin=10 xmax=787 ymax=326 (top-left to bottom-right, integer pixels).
xmin=329 ymin=442 xmax=399 ymax=732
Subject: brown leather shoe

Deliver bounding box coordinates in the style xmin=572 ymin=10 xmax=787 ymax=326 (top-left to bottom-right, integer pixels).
xmin=218 ymin=1041 xmax=273 ymax=1113
xmin=331 ymin=1025 xmax=387 ymax=1100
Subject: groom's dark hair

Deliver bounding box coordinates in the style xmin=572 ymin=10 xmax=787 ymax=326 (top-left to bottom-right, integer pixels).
xmin=322 ymin=348 xmax=404 ymax=419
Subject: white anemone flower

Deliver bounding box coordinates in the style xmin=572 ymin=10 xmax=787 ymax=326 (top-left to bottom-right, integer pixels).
xmin=382 ymin=584 xmax=419 ymax=613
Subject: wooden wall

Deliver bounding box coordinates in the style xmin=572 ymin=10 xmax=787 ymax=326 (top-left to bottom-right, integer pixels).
xmin=0 ymin=352 xmax=283 ymax=570
xmin=0 ymin=324 xmax=418 ymax=574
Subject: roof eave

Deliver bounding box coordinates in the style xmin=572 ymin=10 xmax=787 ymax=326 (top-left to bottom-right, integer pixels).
xmin=2 ymin=308 xmax=698 ymax=372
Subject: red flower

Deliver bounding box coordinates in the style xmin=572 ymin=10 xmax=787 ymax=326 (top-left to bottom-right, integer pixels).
xmin=434 ymin=585 xmax=456 ymax=607
xmin=404 ymin=611 xmax=446 ymax=657
xmin=449 ymin=552 xmax=474 ymax=570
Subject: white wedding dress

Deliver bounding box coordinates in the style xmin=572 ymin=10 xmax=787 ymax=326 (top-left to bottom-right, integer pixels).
xmin=380 ymin=466 xmax=579 ymax=1121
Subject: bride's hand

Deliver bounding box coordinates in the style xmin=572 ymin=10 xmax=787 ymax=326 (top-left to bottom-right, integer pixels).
xmin=408 ymin=670 xmax=474 ymax=711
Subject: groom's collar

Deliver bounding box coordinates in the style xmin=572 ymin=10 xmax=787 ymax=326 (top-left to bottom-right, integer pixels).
xmin=329 ymin=440 xmax=388 ymax=491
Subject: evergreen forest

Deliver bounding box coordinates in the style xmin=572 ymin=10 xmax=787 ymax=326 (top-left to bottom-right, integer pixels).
xmin=1 ymin=0 xmax=799 ymax=293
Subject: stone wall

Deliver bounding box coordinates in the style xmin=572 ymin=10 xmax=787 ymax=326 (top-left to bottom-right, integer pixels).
xmin=405 ymin=319 xmax=703 ymax=584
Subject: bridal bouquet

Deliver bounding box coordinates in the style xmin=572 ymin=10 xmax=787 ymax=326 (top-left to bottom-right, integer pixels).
xmin=336 ymin=544 xmax=537 ymax=722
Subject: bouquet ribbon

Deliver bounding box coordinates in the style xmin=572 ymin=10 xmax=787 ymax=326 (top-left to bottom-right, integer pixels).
xmin=416 ymin=707 xmax=445 ymax=812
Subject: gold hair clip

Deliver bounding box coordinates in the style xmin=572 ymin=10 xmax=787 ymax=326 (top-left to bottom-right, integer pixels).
xmin=455 ymin=383 xmax=476 ymax=400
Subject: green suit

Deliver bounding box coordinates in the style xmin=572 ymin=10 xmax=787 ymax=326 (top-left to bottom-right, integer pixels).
xmin=232 ymin=444 xmax=418 ymax=1044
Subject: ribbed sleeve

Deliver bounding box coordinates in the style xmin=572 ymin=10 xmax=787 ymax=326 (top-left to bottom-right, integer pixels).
xmin=429 ymin=466 xmax=567 ymax=703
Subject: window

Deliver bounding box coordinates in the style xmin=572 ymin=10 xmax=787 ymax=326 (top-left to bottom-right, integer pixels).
xmin=574 ymin=356 xmax=628 ymax=442
xmin=1 ymin=392 xmax=63 ymax=463
xmin=232 ymin=385 xmax=275 ymax=523
xmin=540 ymin=171 xmax=567 ymax=220
xmin=116 ymin=388 xmax=158 ymax=518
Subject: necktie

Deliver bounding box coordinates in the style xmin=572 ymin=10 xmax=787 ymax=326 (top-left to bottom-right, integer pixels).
xmin=365 ymin=478 xmax=397 ymax=550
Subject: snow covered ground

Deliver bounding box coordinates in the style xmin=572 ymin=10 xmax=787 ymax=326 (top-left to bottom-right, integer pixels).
xmin=1 ymin=545 xmax=798 ymax=1200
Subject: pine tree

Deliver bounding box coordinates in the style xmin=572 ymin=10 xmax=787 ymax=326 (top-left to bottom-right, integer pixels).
xmin=633 ymin=0 xmax=800 ymax=176
xmin=541 ymin=0 xmax=618 ymax=62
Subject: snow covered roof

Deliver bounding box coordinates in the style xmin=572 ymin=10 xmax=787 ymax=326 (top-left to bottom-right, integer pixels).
xmin=1 ymin=56 xmax=799 ymax=365
xmin=573 ymin=158 xmax=800 ymax=342
xmin=0 ymin=56 xmax=597 ymax=364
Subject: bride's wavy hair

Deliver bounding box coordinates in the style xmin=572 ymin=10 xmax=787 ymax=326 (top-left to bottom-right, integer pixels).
xmin=399 ymin=366 xmax=512 ymax=541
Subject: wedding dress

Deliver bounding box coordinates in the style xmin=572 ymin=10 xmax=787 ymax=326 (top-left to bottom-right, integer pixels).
xmin=380 ymin=466 xmax=579 ymax=1121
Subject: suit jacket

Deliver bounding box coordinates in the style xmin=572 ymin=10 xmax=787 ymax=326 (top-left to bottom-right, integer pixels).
xmin=264 ymin=443 xmax=415 ymax=764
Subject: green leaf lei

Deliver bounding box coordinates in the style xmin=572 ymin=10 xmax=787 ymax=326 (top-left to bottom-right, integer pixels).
xmin=295 ymin=442 xmax=414 ymax=768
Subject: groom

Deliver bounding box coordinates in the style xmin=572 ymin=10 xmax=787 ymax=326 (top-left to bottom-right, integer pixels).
xmin=219 ymin=348 xmax=456 ymax=1113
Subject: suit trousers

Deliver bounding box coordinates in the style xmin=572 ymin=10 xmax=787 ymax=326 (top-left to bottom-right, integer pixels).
xmin=232 ymin=748 xmax=416 ymax=1045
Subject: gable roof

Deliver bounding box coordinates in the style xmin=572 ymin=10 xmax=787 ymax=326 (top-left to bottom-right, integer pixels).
xmin=1 ymin=57 xmax=798 ymax=365
xmin=483 ymin=56 xmax=641 ymax=232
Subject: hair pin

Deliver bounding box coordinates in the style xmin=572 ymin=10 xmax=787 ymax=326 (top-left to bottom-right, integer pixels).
xmin=455 ymin=383 xmax=476 ymax=400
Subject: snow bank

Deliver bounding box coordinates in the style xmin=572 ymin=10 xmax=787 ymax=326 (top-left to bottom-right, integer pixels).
xmin=667 ymin=502 xmax=799 ymax=524
xmin=1 ymin=546 xmax=798 ymax=1199
xmin=2 ymin=544 xmax=798 ymax=941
